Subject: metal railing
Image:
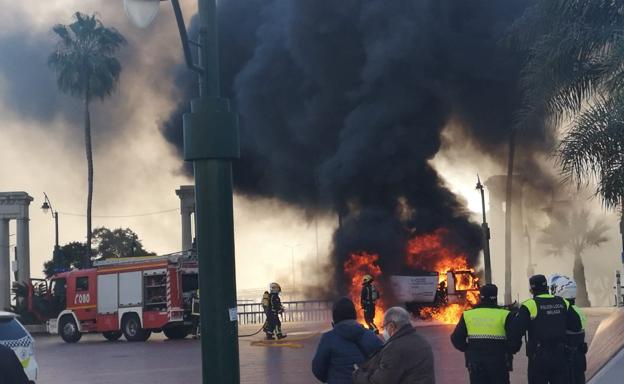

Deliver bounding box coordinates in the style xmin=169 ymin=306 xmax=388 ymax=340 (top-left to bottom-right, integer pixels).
xmin=237 ymin=300 xmax=332 ymax=325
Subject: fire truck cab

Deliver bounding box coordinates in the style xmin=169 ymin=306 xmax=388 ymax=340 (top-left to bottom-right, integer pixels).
xmin=23 ymin=252 xmax=198 ymax=343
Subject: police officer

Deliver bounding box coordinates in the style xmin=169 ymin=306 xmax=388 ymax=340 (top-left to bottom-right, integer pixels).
xmin=361 ymin=275 xmax=379 ymax=333
xmin=265 ymin=282 xmax=286 ymax=340
xmin=451 ymin=284 xmax=516 ymax=384
xmin=509 ymin=274 xmax=582 ymax=384
xmin=548 ymin=275 xmax=587 ymax=384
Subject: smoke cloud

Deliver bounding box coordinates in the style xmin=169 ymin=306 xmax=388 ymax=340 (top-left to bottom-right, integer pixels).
xmin=159 ymin=0 xmax=563 ymax=291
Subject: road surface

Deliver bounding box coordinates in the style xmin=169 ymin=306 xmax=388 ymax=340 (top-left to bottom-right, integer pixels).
xmin=34 ymin=308 xmax=612 ymax=383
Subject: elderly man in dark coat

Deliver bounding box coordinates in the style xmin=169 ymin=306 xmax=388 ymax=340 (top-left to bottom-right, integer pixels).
xmin=353 ymin=306 xmax=435 ymax=384
xmin=312 ymin=297 xmax=383 ymax=383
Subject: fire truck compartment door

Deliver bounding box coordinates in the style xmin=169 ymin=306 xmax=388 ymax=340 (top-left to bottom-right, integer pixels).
xmin=390 ymin=275 xmax=438 ymax=303
xmin=119 ymin=271 xmax=143 ymax=307
xmin=97 ymin=274 xmax=118 ymax=314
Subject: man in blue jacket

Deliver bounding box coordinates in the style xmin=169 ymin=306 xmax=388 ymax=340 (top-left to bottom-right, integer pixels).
xmin=312 ymin=297 xmax=383 ymax=383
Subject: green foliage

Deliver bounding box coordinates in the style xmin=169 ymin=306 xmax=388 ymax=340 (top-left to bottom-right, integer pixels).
xmin=43 ymin=242 xmax=88 ymax=277
xmin=92 ymin=227 xmax=156 ymax=259
xmin=42 ymin=227 xmax=155 ymax=277
xmin=48 ymin=12 xmax=126 ymax=100
xmin=511 ymin=0 xmax=624 ymax=209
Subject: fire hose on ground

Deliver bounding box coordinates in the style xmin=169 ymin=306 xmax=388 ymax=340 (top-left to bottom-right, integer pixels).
xmin=238 ymin=320 xmax=267 ymax=338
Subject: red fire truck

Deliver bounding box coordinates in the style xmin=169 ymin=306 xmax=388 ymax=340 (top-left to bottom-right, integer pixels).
xmin=19 ymin=252 xmax=198 ymax=343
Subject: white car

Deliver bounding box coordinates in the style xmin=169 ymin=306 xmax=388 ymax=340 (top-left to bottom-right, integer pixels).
xmin=0 ymin=311 xmax=38 ymax=383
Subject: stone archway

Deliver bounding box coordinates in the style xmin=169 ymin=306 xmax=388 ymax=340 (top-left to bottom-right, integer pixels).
xmin=0 ymin=192 xmax=32 ymax=310
xmin=176 ymin=186 xmax=195 ymax=252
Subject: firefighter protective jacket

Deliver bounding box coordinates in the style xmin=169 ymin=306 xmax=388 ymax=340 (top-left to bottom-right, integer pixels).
xmin=361 ymin=283 xmax=378 ymax=308
xmin=450 ymin=304 xmax=514 ymax=362
xmin=268 ymin=292 xmax=283 ymax=314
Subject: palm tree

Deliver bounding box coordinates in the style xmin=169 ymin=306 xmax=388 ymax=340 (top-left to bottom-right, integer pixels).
xmin=48 ymin=13 xmax=126 ymax=267
xmin=511 ymin=0 xmax=624 ymax=268
xmin=540 ymin=208 xmax=609 ymax=307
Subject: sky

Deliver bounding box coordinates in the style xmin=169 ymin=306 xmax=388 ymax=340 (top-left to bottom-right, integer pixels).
xmin=0 ymin=0 xmax=338 ymax=293
xmin=0 ymin=0 xmax=621 ymax=304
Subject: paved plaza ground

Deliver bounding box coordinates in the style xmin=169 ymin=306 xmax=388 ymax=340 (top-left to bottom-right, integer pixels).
xmin=34 ymin=308 xmax=613 ymax=383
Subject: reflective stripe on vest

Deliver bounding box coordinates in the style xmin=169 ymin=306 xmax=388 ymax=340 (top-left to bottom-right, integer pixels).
xmin=522 ymin=294 xmax=570 ymax=319
xmin=464 ymin=307 xmax=509 ymax=340
xmin=572 ymin=305 xmax=587 ymax=331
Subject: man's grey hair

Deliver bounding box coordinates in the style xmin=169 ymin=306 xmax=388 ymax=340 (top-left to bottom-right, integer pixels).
xmin=383 ymin=306 xmax=411 ymax=327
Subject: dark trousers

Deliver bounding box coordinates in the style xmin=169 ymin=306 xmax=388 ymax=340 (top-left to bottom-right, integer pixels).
xmin=265 ymin=311 xmax=282 ymax=335
xmin=468 ymin=361 xmax=510 ymax=384
xmin=568 ymin=353 xmax=586 ymax=384
xmin=363 ymin=305 xmax=377 ymax=330
xmin=528 ymin=357 xmax=568 ymax=384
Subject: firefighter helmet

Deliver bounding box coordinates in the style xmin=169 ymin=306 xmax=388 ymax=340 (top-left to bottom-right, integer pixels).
xmin=270 ymin=282 xmax=281 ymax=293
xmin=548 ymin=274 xmax=577 ymax=300
xmin=362 ymin=275 xmax=373 ymax=284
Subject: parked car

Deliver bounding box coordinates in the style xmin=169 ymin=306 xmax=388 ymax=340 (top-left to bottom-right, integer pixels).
xmin=0 ymin=311 xmax=38 ymax=383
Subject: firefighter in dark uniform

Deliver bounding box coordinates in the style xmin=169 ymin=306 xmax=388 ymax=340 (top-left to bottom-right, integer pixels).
xmin=265 ymin=282 xmax=286 ymax=340
xmin=548 ymin=274 xmax=587 ymax=384
xmin=509 ymin=274 xmax=582 ymax=384
xmin=451 ymin=284 xmax=517 ymax=384
xmin=360 ymin=274 xmax=379 ymax=334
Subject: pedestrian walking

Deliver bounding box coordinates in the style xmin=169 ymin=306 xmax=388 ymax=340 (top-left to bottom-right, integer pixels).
xmin=0 ymin=343 xmax=29 ymax=384
xmin=312 ymin=297 xmax=383 ymax=383
xmin=451 ymin=283 xmax=518 ymax=384
xmin=353 ymin=306 xmax=435 ymax=384
xmin=509 ymin=274 xmax=582 ymax=384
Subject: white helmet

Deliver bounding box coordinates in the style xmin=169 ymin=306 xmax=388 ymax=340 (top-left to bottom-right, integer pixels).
xmin=547 ymin=274 xmax=577 ymax=300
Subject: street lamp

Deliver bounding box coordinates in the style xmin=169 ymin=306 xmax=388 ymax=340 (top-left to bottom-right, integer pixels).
xmin=476 ymin=175 xmax=492 ymax=284
xmin=41 ymin=193 xmax=60 ymax=261
xmin=122 ymin=1 xmax=240 ymax=383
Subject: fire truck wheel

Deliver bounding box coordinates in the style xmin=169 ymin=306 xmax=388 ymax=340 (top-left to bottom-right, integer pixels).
xmin=163 ymin=326 xmax=189 ymax=340
xmin=59 ymin=316 xmax=82 ymax=343
xmin=122 ymin=314 xmax=147 ymax=342
xmin=102 ymin=331 xmax=123 ymax=341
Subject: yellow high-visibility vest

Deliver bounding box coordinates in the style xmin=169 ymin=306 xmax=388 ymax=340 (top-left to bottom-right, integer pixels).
xmin=463 ymin=307 xmax=509 ymax=341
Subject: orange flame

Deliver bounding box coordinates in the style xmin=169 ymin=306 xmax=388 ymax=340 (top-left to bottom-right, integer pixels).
xmin=343 ymin=229 xmax=480 ymax=326
xmin=343 ymin=252 xmax=386 ymax=326
xmin=406 ymin=229 xmax=479 ymax=324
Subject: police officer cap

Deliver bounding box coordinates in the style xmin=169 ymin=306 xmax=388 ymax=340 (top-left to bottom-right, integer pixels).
xmin=479 ymin=284 xmax=498 ymax=301
xmin=529 ymin=274 xmax=548 ymax=291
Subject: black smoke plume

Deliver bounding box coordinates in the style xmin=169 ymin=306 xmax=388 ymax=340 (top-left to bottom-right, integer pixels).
xmin=161 ymin=0 xmax=548 ymax=291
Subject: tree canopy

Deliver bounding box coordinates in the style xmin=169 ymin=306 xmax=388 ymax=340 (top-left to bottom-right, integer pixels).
xmin=43 ymin=227 xmax=155 ymax=277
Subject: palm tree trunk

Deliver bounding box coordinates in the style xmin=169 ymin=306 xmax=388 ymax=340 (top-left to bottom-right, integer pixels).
xmin=84 ymin=92 xmax=93 ymax=268
xmin=573 ymin=252 xmax=591 ymax=307
xmin=504 ymin=130 xmax=516 ymax=305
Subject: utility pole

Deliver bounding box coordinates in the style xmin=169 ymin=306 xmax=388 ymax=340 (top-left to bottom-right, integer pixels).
xmin=183 ymin=1 xmax=240 ymax=382
xmin=476 ymin=175 xmax=492 ymax=284
xmin=123 ymin=2 xmax=240 ymax=381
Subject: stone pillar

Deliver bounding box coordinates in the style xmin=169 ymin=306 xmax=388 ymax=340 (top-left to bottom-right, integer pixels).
xmin=176 ymin=186 xmax=196 ymax=251
xmin=16 ymin=218 xmax=30 ymax=283
xmin=0 ymin=219 xmax=10 ymax=311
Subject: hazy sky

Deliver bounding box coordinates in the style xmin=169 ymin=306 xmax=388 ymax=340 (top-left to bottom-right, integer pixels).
xmin=0 ymin=1 xmax=621 ymax=303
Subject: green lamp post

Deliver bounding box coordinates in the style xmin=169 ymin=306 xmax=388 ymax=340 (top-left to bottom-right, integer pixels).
xmin=124 ymin=1 xmax=240 ymax=382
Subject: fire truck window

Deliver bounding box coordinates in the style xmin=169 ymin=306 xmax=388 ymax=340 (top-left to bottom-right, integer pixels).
xmin=76 ymin=277 xmax=89 ymax=292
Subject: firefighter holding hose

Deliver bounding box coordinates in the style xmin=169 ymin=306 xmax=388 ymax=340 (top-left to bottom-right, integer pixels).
xmin=264 ymin=282 xmax=287 ymax=340
xmin=361 ymin=275 xmax=379 ymax=334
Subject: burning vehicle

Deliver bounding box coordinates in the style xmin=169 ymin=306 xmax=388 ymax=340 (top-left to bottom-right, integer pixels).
xmin=345 ymin=229 xmax=480 ymax=325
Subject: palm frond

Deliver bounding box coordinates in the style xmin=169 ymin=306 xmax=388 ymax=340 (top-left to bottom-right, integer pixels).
xmin=48 ymin=12 xmax=126 ymax=100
